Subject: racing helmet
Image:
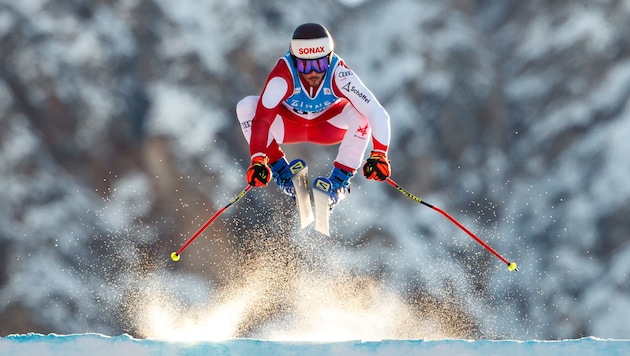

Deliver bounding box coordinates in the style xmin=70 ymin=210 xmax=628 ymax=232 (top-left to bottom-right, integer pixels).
xmin=289 ymin=23 xmax=334 ymax=59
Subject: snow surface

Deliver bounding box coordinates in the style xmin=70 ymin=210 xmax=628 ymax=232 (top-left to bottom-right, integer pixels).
xmin=2 ymin=0 xmax=630 ymax=343
xmin=1 ymin=333 xmax=629 ymax=356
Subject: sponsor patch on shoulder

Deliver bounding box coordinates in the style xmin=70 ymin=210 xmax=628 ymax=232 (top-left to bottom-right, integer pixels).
xmin=338 ymin=70 xmax=354 ymax=78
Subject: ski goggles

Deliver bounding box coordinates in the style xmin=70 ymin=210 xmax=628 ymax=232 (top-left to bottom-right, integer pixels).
xmin=295 ymin=56 xmax=330 ymax=74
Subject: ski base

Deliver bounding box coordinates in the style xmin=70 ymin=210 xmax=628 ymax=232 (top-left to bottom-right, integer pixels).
xmin=312 ymin=177 xmax=332 ymax=236
xmin=289 ymin=159 xmax=314 ymax=229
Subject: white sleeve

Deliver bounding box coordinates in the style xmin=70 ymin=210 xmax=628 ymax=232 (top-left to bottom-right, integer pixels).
xmin=333 ymin=66 xmax=391 ymax=150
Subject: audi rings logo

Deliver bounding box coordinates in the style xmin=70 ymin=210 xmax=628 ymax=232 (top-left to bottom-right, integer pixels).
xmin=338 ymin=70 xmax=353 ymax=78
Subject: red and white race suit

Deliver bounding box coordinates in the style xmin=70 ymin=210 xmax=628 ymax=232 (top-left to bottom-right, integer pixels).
xmin=236 ymin=51 xmax=390 ymax=173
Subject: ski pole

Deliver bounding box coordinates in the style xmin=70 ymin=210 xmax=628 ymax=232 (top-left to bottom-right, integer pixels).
xmin=171 ymin=185 xmax=252 ymax=261
xmin=385 ymin=178 xmax=517 ymax=271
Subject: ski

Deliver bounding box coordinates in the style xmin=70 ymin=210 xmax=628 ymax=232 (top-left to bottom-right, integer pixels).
xmin=312 ymin=177 xmax=332 ymax=236
xmin=289 ymin=159 xmax=314 ymax=229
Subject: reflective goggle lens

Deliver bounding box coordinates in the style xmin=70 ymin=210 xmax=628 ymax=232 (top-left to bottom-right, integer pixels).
xmin=296 ymin=57 xmax=329 ymax=74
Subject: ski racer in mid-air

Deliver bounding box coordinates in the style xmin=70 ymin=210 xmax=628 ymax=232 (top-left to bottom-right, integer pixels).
xmin=236 ymin=22 xmax=392 ymax=210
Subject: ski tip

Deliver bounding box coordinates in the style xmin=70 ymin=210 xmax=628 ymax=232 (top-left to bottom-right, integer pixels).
xmin=508 ymin=262 xmax=517 ymax=271
xmin=314 ymin=226 xmax=330 ymax=236
xmin=171 ymin=252 xmax=181 ymax=262
xmin=312 ymin=184 xmax=331 ymax=236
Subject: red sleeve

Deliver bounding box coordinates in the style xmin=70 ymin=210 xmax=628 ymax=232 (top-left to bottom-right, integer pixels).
xmin=249 ymin=60 xmax=294 ymax=157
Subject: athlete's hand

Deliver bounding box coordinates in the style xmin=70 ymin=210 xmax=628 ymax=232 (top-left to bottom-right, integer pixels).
xmin=362 ymin=151 xmax=391 ymax=181
xmin=246 ymin=156 xmax=272 ymax=187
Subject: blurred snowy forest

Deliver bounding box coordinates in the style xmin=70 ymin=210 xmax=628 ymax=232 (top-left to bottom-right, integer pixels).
xmin=1 ymin=0 xmax=630 ymax=341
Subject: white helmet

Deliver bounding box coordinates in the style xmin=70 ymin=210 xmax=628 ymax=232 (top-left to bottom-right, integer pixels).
xmin=290 ymin=23 xmax=334 ymax=59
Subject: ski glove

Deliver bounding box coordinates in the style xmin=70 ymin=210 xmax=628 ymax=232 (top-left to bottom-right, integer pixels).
xmin=246 ymin=156 xmax=272 ymax=187
xmin=362 ymin=151 xmax=391 ymax=181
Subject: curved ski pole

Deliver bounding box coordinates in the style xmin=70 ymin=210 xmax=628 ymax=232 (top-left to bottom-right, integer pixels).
xmin=171 ymin=185 xmax=253 ymax=261
xmin=385 ymin=178 xmax=517 ymax=271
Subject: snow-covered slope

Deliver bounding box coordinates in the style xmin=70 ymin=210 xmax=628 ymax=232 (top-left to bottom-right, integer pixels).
xmin=2 ymin=334 xmax=629 ymax=356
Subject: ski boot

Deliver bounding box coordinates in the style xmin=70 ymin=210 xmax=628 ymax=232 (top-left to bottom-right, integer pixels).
xmin=314 ymin=167 xmax=354 ymax=210
xmin=270 ymin=157 xmax=305 ymax=199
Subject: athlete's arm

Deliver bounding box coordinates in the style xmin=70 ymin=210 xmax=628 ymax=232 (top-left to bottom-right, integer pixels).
xmin=249 ymin=60 xmax=294 ymax=158
xmin=331 ymin=61 xmax=391 ymax=153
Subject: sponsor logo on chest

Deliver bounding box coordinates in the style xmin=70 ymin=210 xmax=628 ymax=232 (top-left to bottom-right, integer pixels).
xmin=289 ymin=98 xmax=335 ymax=113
